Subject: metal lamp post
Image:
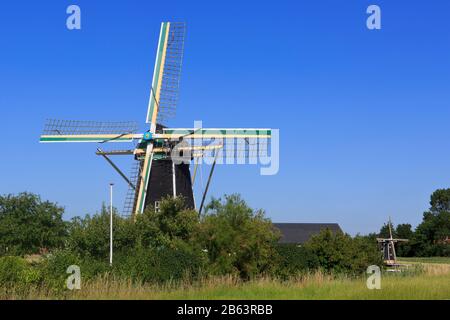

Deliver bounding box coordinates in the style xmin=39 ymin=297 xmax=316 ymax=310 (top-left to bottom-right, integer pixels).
xmin=109 ymin=183 xmax=114 ymax=266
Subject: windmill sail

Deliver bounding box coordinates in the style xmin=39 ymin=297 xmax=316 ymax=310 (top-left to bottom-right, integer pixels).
xmin=137 ymin=22 xmax=186 ymax=216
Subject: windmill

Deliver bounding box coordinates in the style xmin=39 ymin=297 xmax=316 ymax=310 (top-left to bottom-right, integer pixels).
xmin=40 ymin=22 xmax=272 ymax=218
xmin=376 ymin=218 xmax=408 ymax=267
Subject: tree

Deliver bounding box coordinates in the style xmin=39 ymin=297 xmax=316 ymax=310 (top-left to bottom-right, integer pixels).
xmin=196 ymin=194 xmax=280 ymax=279
xmin=0 ymin=193 xmax=67 ymax=256
xmin=412 ymin=189 xmax=450 ymax=257
xmin=395 ymin=223 xmax=414 ymax=257
xmin=429 ymin=188 xmax=450 ymax=213
xmin=396 ymin=223 xmax=413 ymax=239
xmin=414 ymin=211 xmax=450 ymax=256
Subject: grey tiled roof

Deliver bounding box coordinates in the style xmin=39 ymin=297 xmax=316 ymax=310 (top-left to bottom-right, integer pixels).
xmin=273 ymin=223 xmax=343 ymax=244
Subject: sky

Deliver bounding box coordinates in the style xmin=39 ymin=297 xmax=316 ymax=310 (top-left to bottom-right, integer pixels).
xmin=0 ymin=0 xmax=449 ymax=235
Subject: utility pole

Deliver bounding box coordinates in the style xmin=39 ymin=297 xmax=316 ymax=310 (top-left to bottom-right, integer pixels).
xmin=109 ymin=183 xmax=114 ymax=266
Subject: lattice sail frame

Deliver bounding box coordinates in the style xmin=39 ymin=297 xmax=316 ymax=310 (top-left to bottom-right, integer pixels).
xmin=42 ymin=119 xmax=139 ymax=135
xmin=123 ymin=160 xmax=142 ymax=217
xmin=40 ymin=119 xmax=140 ymax=143
xmin=146 ymin=22 xmax=186 ymax=126
xmin=157 ymin=22 xmax=185 ymax=124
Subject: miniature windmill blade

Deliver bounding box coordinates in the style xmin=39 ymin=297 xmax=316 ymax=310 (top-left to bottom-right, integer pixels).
xmin=146 ymin=22 xmax=186 ymax=130
xmin=40 ymin=119 xmax=141 ymax=143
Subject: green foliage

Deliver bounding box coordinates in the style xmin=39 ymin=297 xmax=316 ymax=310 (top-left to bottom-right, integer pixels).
xmin=395 ymin=224 xmax=414 ymax=257
xmin=66 ymin=205 xmax=136 ymax=259
xmin=113 ymin=245 xmax=207 ymax=283
xmin=138 ymin=196 xmax=200 ymax=249
xmin=351 ymin=235 xmax=384 ymax=271
xmin=53 ymin=197 xmax=205 ymax=286
xmin=272 ymin=244 xmax=319 ymax=278
xmin=39 ymin=249 xmax=109 ymax=291
xmin=416 ymin=211 xmax=450 ymax=243
xmin=396 ymin=223 xmax=414 ymax=239
xmin=305 ymin=229 xmax=382 ymax=274
xmin=410 ymin=189 xmax=450 ymax=257
xmin=67 ymin=197 xmax=200 ymax=260
xmin=38 ymin=249 xmax=81 ymax=290
xmin=196 ymin=194 xmax=280 ymax=279
xmin=419 ymin=189 xmax=450 ymax=243
xmin=429 ymin=188 xmax=450 ymax=213
xmin=378 ymin=222 xmax=394 ymax=239
xmin=0 ymin=193 xmax=67 ymax=256
xmin=0 ymin=256 xmax=42 ymax=288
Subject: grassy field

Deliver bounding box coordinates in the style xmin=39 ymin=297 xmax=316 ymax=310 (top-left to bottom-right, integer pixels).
xmin=398 ymin=257 xmax=450 ymax=264
xmin=2 ymin=261 xmax=450 ymax=300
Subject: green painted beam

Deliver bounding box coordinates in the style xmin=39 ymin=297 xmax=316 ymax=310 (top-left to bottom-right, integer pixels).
xmin=40 ymin=135 xmax=135 ymax=143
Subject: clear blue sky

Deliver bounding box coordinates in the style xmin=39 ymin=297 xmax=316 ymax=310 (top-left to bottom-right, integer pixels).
xmin=1 ymin=1 xmax=449 ymax=235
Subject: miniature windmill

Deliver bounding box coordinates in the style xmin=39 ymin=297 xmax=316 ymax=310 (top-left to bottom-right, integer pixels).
xmin=376 ymin=218 xmax=408 ymax=266
xmin=40 ymin=22 xmax=272 ymax=218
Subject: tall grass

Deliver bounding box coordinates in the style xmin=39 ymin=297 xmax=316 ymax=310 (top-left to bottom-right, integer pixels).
xmin=1 ymin=264 xmax=449 ymax=300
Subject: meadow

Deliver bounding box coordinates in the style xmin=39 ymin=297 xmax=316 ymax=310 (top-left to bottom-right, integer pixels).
xmin=398 ymin=257 xmax=450 ymax=264
xmin=2 ymin=260 xmax=449 ymax=300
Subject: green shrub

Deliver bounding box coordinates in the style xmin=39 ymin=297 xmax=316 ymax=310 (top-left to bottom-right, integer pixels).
xmin=38 ymin=250 xmax=81 ymax=291
xmin=113 ymin=244 xmax=207 ymax=283
xmin=138 ymin=196 xmax=200 ymax=248
xmin=39 ymin=249 xmax=111 ymax=291
xmin=0 ymin=256 xmax=42 ymax=288
xmin=67 ymin=207 xmax=137 ymax=259
xmin=196 ymin=194 xmax=280 ymax=279
xmin=81 ymin=256 xmax=110 ymax=278
xmin=272 ymin=244 xmax=319 ymax=279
